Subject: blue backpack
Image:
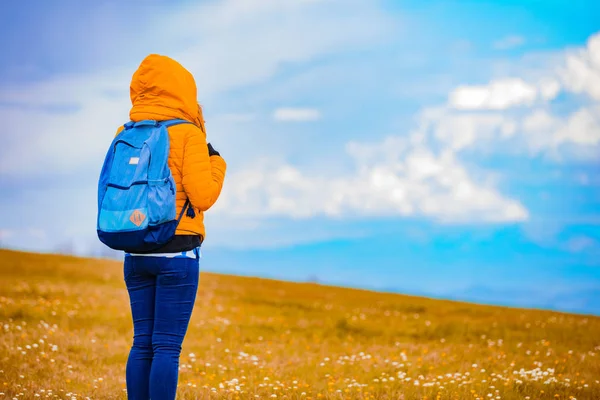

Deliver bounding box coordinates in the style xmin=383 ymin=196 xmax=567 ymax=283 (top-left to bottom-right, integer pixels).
xmin=97 ymin=119 xmax=191 ymax=252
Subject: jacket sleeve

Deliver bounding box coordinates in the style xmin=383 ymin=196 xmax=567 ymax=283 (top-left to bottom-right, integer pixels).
xmin=181 ymin=125 xmax=227 ymax=211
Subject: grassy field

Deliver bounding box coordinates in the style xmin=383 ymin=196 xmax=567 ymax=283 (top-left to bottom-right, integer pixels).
xmin=0 ymin=249 xmax=599 ymax=400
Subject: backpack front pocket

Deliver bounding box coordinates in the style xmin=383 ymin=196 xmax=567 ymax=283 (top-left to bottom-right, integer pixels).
xmin=98 ymin=184 xmax=149 ymax=232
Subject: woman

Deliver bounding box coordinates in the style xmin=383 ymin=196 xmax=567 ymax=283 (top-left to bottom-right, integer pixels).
xmin=121 ymin=54 xmax=226 ymax=399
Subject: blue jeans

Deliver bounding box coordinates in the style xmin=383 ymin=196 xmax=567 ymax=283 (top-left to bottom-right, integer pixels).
xmin=124 ymin=251 xmax=200 ymax=400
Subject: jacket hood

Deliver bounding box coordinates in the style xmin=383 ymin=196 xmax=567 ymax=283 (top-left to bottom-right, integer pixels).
xmin=129 ymin=54 xmax=199 ymax=123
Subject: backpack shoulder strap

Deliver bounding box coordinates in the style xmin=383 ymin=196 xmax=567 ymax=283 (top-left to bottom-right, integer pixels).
xmin=121 ymin=119 xmax=193 ymax=130
xmin=160 ymin=119 xmax=194 ymax=128
xmin=154 ymin=119 xmax=193 ymax=223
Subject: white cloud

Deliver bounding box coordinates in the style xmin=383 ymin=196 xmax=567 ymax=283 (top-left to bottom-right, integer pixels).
xmin=420 ymin=105 xmax=600 ymax=158
xmin=560 ymin=32 xmax=600 ymax=101
xmin=512 ymin=105 xmax=600 ymax=154
xmin=273 ymin=107 xmax=321 ymax=122
xmin=439 ymin=31 xmax=600 ymax=158
xmin=493 ymin=35 xmax=525 ymax=50
xmin=554 ymin=106 xmax=600 ymax=148
xmin=212 ymin=137 xmax=527 ymax=223
xmin=538 ymin=78 xmax=562 ymax=100
xmin=426 ymin=109 xmax=517 ymax=151
xmin=521 ymin=109 xmax=558 ymax=151
xmin=448 ymin=78 xmax=557 ymax=110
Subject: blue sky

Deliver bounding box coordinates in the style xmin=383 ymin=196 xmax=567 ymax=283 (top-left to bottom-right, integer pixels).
xmin=1 ymin=0 xmax=599 ymax=314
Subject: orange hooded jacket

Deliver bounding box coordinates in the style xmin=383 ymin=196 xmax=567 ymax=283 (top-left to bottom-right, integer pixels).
xmin=118 ymin=54 xmax=226 ymax=242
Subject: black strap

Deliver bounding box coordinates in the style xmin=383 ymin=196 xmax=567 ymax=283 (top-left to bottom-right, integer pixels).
xmin=177 ymin=199 xmax=190 ymax=222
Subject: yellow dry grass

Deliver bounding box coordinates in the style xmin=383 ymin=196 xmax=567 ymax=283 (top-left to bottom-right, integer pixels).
xmin=0 ymin=249 xmax=599 ymax=400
